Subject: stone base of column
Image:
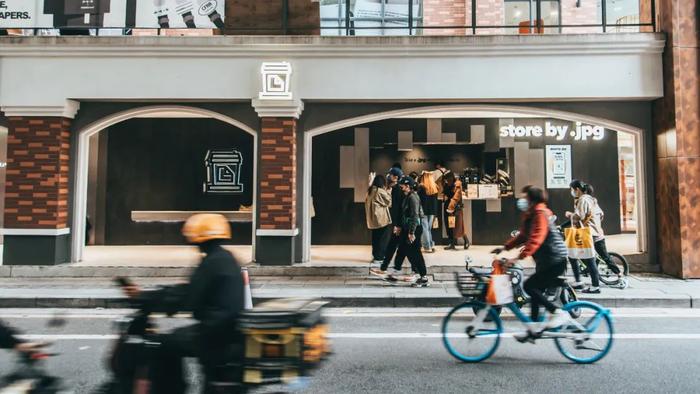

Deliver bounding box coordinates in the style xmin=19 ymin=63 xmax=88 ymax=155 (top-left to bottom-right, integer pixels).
xmin=255 ymin=230 xmax=298 ymax=266
xmin=3 ymin=234 xmax=70 ymax=265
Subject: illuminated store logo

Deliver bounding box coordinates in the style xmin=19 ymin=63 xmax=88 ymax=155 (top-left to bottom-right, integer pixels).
xmin=259 ymin=62 xmax=293 ymax=100
xmin=499 ymin=121 xmax=605 ymax=141
xmin=204 ymin=149 xmax=244 ymax=194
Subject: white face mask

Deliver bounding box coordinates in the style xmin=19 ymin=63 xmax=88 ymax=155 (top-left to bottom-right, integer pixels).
xmin=571 ymin=190 xmax=577 ymax=198
xmin=516 ymin=198 xmax=529 ymax=211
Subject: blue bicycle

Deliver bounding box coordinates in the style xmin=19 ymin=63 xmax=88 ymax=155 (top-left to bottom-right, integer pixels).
xmin=442 ymin=263 xmax=614 ymax=364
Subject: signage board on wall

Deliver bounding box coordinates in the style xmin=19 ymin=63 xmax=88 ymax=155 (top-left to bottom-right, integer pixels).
xmin=0 ymin=0 xmax=225 ymax=29
xmin=545 ymin=145 xmax=572 ymax=189
xmin=500 ymin=121 xmax=605 ymax=142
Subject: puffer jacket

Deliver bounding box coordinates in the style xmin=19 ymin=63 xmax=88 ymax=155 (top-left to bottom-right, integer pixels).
xmin=365 ymin=186 xmax=392 ymax=229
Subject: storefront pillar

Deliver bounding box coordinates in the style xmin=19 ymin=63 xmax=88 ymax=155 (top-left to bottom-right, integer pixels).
xmin=653 ymin=0 xmax=700 ymax=278
xmin=0 ymin=101 xmax=79 ymax=265
xmin=252 ymin=99 xmax=303 ymax=265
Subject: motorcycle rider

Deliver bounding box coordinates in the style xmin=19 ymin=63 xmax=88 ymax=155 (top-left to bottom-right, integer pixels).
xmin=492 ymin=186 xmax=570 ymax=342
xmin=120 ymin=213 xmax=245 ymax=394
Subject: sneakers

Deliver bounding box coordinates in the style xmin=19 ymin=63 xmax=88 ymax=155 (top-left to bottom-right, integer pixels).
xmin=582 ymin=287 xmax=601 ymax=294
xmin=542 ymin=310 xmax=571 ymax=331
xmin=571 ymin=282 xmax=585 ymax=290
xmin=411 ymin=276 xmax=430 ymax=287
xmin=402 ymin=273 xmax=419 ymax=283
xmin=514 ymin=323 xmax=540 ymax=343
xmin=369 ymin=268 xmax=387 ymax=279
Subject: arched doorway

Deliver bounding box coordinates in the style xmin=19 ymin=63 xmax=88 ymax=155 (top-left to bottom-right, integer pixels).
xmin=302 ymin=104 xmax=647 ymax=264
xmin=72 ymin=105 xmax=258 ymax=263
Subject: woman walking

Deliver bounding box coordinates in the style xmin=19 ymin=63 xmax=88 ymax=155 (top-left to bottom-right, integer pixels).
xmin=566 ymin=179 xmax=602 ymax=293
xmin=417 ymin=172 xmax=439 ymax=253
xmin=365 ymin=174 xmax=392 ymax=264
xmin=397 ymin=176 xmax=429 ymax=287
xmin=443 ymin=172 xmax=470 ymax=250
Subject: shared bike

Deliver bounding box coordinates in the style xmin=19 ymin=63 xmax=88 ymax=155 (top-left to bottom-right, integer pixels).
xmin=442 ymin=261 xmax=614 ymax=364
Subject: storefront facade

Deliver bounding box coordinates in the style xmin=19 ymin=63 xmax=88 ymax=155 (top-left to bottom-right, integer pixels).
xmin=0 ymin=29 xmax=693 ymax=276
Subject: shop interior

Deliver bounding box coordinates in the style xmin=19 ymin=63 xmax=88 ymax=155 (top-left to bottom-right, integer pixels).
xmin=309 ymin=113 xmax=640 ymax=266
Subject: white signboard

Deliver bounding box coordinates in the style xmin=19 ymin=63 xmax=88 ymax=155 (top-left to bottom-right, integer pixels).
xmin=500 ymin=121 xmax=605 ymax=142
xmin=478 ymin=184 xmax=500 ymax=200
xmin=546 ymin=145 xmax=572 ymax=189
xmin=259 ymin=62 xmax=293 ymax=100
xmin=0 ymin=0 xmax=225 ymax=29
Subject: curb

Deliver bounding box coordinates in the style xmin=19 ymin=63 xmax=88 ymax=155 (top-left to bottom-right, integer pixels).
xmin=0 ymin=295 xmax=692 ymax=309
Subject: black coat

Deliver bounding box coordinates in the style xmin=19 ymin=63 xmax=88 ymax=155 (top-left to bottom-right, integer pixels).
xmin=140 ymin=241 xmax=245 ymax=344
xmin=418 ymin=186 xmax=438 ymax=216
xmin=0 ymin=321 xmax=20 ymax=349
xmin=390 ymin=185 xmax=405 ymax=227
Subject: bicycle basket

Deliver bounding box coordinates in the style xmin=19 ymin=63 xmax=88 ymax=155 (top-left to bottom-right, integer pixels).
xmin=454 ymin=272 xmax=487 ymax=298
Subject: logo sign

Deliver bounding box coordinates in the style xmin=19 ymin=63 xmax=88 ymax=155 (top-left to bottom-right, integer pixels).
xmin=204 ymin=149 xmax=244 ymax=194
xmin=198 ymin=0 xmax=217 ymax=16
xmin=259 ymin=62 xmax=293 ymax=100
xmin=500 ymin=121 xmax=605 ymax=141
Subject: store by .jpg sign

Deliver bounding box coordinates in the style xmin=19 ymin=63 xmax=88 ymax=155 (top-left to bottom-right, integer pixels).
xmin=500 ymin=121 xmax=605 ymax=141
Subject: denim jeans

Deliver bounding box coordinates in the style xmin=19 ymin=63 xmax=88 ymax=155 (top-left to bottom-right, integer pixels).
xmin=420 ymin=215 xmax=435 ymax=250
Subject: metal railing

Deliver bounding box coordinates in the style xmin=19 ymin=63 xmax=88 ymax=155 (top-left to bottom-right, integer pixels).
xmin=0 ymin=0 xmax=656 ymax=37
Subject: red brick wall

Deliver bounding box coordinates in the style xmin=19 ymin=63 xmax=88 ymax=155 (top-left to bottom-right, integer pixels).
xmin=259 ymin=117 xmax=297 ymax=230
xmin=4 ymin=117 xmax=70 ymax=229
xmin=423 ymin=0 xmax=468 ymax=35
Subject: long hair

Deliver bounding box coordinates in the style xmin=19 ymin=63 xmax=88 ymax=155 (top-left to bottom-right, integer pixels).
xmin=419 ymin=172 xmax=439 ymax=196
xmin=368 ymin=174 xmax=387 ymax=194
xmin=443 ymin=171 xmax=456 ymax=186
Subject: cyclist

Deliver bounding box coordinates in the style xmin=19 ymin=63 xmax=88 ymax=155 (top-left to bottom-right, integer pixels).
xmin=492 ymin=186 xmax=570 ymax=342
xmin=566 ymin=179 xmax=602 ymax=293
xmin=1 ymin=321 xmax=43 ymax=354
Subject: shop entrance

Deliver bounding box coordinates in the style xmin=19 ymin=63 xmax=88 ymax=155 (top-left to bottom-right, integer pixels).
xmin=72 ymin=106 xmax=257 ymax=265
xmin=302 ymin=105 xmax=647 ymax=268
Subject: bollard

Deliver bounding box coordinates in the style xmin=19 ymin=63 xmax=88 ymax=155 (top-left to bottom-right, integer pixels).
xmin=241 ymin=267 xmax=253 ymax=309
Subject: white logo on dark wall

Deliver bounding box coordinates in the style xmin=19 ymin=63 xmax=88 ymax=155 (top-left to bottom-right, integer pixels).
xmin=259 ymin=62 xmax=293 ymax=100
xmin=204 ymin=150 xmax=244 ymax=194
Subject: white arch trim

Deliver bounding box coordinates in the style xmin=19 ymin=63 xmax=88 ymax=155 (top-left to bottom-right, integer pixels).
xmin=72 ymin=105 xmax=258 ymax=263
xmin=302 ymin=104 xmax=648 ymax=262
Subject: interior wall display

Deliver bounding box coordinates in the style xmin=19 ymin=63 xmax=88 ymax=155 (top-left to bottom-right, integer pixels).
xmin=0 ymin=0 xmax=225 ymax=29
xmin=546 ymin=145 xmax=572 ymax=189
xmin=203 ymin=149 xmax=244 ymax=194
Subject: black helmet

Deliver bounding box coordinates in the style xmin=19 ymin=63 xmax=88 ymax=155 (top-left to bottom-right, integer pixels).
xmin=398 ymin=176 xmax=416 ymax=189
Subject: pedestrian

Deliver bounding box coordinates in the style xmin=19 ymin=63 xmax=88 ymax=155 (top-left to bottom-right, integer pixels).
xmin=396 ymin=176 xmax=429 ymax=287
xmin=365 ymin=174 xmax=392 ymax=264
xmin=443 ymin=172 xmax=470 ymax=250
xmin=417 ymin=172 xmax=439 ymax=253
xmin=492 ymin=186 xmax=570 ymax=342
xmin=370 ymin=167 xmax=405 ymax=278
xmin=566 ymin=179 xmax=602 ymax=293
xmin=583 ymin=183 xmax=623 ymax=279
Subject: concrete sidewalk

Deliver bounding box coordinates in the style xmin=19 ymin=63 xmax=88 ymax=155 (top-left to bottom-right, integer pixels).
xmin=0 ymin=273 xmax=697 ymax=308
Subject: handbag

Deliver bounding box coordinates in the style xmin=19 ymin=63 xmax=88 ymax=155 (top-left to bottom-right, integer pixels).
xmin=485 ymin=263 xmax=514 ymax=305
xmin=447 ymin=215 xmax=456 ymax=229
xmin=432 ymin=216 xmax=439 ymax=229
xmin=564 ymin=224 xmax=595 ymax=259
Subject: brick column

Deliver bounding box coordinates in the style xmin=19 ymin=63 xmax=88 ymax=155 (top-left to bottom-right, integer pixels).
xmin=252 ymin=99 xmax=303 ymax=265
xmin=259 ymin=117 xmax=297 ymax=230
xmin=0 ymin=109 xmax=75 ymax=264
xmin=652 ymin=0 xmax=699 ymax=278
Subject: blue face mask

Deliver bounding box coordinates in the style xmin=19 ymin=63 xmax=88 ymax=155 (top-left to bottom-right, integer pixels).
xmin=516 ymin=198 xmax=529 ymax=211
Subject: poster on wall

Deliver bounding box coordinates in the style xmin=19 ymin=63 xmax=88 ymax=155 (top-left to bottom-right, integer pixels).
xmin=545 ymin=145 xmax=572 ymax=189
xmin=0 ymin=0 xmax=225 ymax=29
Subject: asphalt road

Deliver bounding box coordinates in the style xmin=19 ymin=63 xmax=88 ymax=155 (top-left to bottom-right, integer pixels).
xmin=1 ymin=307 xmax=700 ymax=393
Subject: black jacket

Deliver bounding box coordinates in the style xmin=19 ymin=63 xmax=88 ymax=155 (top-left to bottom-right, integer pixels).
xmin=0 ymin=321 xmax=20 ymax=349
xmin=140 ymin=241 xmax=245 ymax=344
xmin=401 ymin=191 xmax=424 ymax=234
xmin=390 ymin=184 xmax=405 ymax=227
xmin=418 ymin=186 xmax=438 ymax=216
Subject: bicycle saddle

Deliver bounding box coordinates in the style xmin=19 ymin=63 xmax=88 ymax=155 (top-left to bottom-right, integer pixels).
xmin=468 ymin=267 xmax=492 ymax=276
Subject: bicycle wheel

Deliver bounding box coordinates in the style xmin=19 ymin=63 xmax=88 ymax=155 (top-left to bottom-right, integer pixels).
xmin=598 ymin=253 xmax=629 ymax=286
xmin=554 ymin=301 xmax=614 ymax=364
xmin=559 ymin=285 xmax=581 ymax=319
xmin=442 ymin=301 xmax=502 ymax=362
xmin=471 ymin=305 xmax=502 ymax=322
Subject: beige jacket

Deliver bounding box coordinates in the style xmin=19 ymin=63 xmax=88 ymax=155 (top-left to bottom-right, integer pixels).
xmin=365 ymin=186 xmax=392 ymax=229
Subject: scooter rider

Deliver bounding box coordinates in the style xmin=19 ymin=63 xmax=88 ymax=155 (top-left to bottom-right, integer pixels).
xmin=120 ymin=213 xmax=245 ymax=394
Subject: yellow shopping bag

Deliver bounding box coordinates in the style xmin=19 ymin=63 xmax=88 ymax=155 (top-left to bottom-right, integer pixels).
xmin=564 ymin=226 xmax=595 ymax=259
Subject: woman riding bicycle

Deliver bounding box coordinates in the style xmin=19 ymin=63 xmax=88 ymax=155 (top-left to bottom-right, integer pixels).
xmin=493 ymin=186 xmax=570 ymax=342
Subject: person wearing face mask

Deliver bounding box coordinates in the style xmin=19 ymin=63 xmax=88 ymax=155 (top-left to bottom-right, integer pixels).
xmin=492 ymin=186 xmax=570 ymax=342
xmin=565 ymin=179 xmax=602 ymax=294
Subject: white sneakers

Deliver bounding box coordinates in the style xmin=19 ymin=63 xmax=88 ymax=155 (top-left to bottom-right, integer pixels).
xmin=542 ymin=309 xmax=571 ymax=331
xmin=514 ymin=310 xmax=571 ymax=343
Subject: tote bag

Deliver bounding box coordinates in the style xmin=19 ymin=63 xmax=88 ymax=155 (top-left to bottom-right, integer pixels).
xmin=564 ymin=225 xmax=595 ymax=259
xmin=485 ymin=263 xmax=514 ymax=305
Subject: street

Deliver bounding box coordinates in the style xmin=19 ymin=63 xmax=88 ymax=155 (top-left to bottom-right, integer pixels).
xmin=1 ymin=308 xmax=700 ymax=393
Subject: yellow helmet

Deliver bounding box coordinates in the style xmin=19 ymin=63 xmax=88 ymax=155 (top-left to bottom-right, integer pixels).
xmin=182 ymin=214 xmax=231 ymax=244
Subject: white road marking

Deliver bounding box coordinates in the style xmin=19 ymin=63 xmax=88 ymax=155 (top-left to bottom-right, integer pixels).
xmin=17 ymin=333 xmax=700 ymax=341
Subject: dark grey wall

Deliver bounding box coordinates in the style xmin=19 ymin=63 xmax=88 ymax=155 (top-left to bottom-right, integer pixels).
xmin=103 ymin=118 xmax=254 ymax=245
